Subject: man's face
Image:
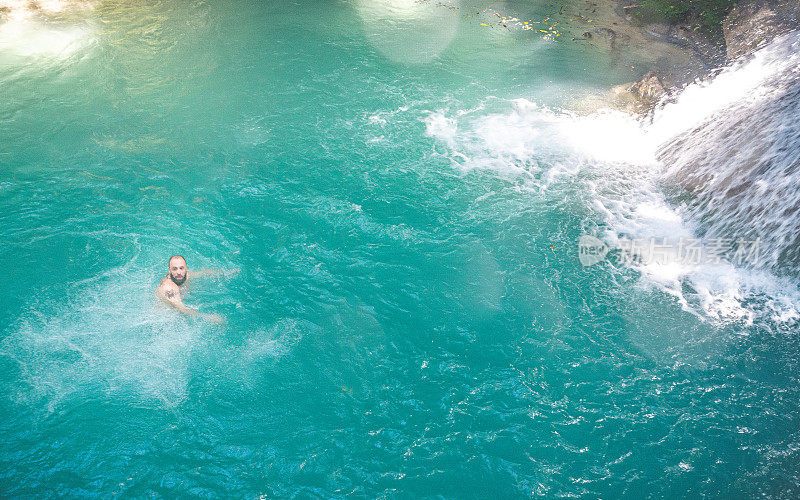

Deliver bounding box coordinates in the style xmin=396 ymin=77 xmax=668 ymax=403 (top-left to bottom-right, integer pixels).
xmin=169 ymin=257 xmax=188 ymax=286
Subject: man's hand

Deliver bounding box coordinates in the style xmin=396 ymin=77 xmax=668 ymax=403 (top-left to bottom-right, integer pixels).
xmin=202 ymin=313 xmax=225 ymax=324
xmin=188 ymin=269 xmax=217 ymax=279
xmin=157 ymin=289 xmax=222 ymax=322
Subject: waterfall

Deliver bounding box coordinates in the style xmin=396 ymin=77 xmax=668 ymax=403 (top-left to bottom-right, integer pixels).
xmin=655 ymin=31 xmax=800 ymax=271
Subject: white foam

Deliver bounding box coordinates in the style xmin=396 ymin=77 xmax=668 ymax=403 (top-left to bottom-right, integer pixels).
xmin=366 ymin=105 xmax=410 ymax=126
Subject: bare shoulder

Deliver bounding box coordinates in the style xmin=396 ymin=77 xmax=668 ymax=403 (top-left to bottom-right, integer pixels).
xmin=156 ymin=276 xmax=179 ymax=298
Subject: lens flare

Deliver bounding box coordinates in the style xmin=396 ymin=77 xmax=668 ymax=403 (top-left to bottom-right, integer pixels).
xmin=355 ymin=0 xmax=460 ymax=64
xmin=0 ymin=0 xmax=94 ymax=60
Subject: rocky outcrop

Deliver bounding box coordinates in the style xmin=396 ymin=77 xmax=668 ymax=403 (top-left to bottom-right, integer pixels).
xmin=606 ymin=0 xmax=800 ymax=114
xmin=607 ymin=71 xmax=668 ymax=113
xmin=722 ymin=0 xmax=800 ymax=60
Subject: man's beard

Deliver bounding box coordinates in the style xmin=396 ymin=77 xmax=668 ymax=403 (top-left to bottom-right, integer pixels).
xmin=170 ymin=273 xmax=186 ymax=286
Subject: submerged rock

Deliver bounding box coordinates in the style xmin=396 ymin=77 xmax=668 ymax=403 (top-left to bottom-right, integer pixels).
xmin=637 ymin=21 xmax=725 ymax=68
xmin=673 ymin=24 xmax=727 ymax=67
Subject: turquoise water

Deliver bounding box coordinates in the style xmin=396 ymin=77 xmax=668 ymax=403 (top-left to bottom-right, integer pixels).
xmin=2 ymin=0 xmax=800 ymax=497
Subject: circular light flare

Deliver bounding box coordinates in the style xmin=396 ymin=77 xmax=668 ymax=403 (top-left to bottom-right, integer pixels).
xmin=355 ymin=0 xmax=460 ymax=65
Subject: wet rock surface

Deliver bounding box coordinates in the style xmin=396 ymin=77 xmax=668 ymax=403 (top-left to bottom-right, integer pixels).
xmin=723 ymin=0 xmax=800 ymax=60
xmin=596 ymin=0 xmax=799 ymax=114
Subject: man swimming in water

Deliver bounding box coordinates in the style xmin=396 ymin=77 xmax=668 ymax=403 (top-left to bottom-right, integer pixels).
xmin=155 ymin=254 xmax=224 ymax=323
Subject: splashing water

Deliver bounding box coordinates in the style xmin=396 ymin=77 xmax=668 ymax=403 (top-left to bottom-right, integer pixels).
xmin=1 ymin=269 xmax=207 ymax=409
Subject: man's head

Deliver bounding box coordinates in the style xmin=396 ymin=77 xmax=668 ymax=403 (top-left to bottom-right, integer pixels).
xmin=168 ymin=255 xmax=188 ymax=286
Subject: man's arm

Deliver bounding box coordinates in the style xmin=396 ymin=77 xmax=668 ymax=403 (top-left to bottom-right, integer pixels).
xmin=155 ymin=282 xmax=224 ymax=323
xmin=188 ymin=268 xmax=240 ymax=279
xmin=187 ymin=269 xmax=216 ymax=279
xmin=155 ymin=284 xmax=198 ymax=316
